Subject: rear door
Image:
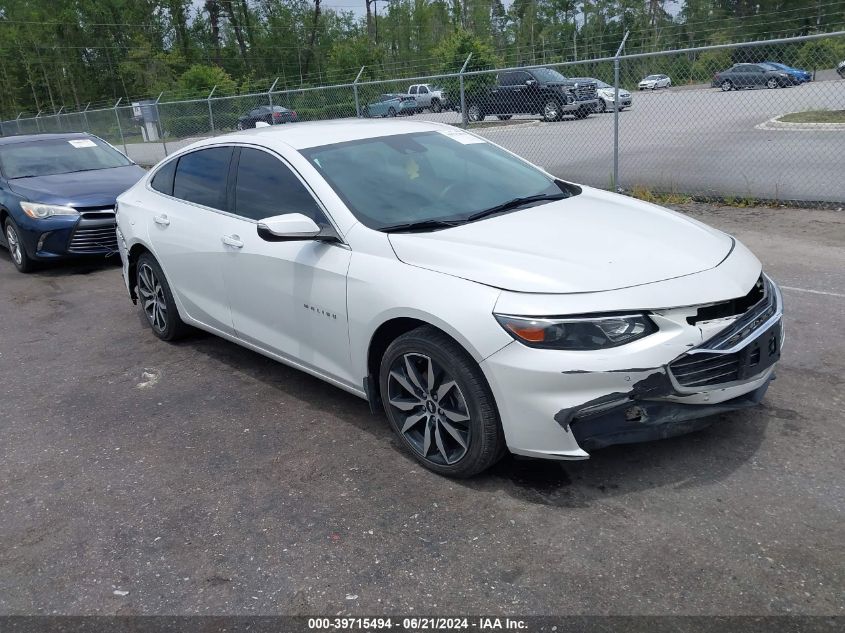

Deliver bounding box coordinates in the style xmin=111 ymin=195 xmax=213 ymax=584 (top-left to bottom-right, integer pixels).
xmin=221 ymin=146 xmax=354 ymax=384
xmin=147 ymin=146 xmax=236 ymax=335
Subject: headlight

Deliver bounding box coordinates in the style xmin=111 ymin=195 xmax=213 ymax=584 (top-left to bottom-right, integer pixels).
xmin=494 ymin=313 xmax=657 ymax=350
xmin=20 ymin=201 xmax=79 ymax=219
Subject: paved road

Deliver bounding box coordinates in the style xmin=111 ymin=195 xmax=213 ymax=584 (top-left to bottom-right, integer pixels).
xmin=124 ymin=78 xmax=845 ymax=204
xmin=0 ymin=204 xmax=843 ymax=616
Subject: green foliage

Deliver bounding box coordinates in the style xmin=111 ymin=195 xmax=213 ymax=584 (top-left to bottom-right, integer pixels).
xmin=691 ymin=50 xmax=734 ymax=82
xmin=177 ymin=65 xmax=238 ymax=98
xmin=797 ymin=39 xmax=845 ymax=70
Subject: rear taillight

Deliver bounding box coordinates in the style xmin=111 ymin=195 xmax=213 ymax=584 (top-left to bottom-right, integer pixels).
xmin=292 ymin=111 xmax=297 ymax=117
xmin=273 ymin=112 xmax=282 ymax=119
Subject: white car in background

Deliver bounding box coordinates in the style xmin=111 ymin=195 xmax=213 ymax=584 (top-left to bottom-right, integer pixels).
xmin=638 ymin=74 xmax=672 ymax=90
xmin=571 ymin=77 xmax=632 ymax=112
xmin=115 ymin=120 xmax=782 ymax=478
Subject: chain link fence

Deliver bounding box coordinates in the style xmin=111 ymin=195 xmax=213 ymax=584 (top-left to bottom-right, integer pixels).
xmin=2 ymin=32 xmax=843 ymax=206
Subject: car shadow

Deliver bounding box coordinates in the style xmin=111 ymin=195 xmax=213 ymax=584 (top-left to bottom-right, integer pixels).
xmin=461 ymin=408 xmax=768 ymax=507
xmin=160 ymin=325 xmax=767 ymax=508
xmin=0 ymin=248 xmax=120 ymax=276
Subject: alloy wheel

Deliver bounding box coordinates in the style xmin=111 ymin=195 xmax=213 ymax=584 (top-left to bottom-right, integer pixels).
xmin=138 ymin=262 xmax=168 ymax=333
xmin=467 ymin=104 xmax=481 ymax=121
xmin=721 ymin=80 xmax=732 ymax=91
xmin=543 ymin=100 xmax=559 ymax=121
xmin=5 ymin=224 xmax=22 ymax=266
xmin=767 ymin=78 xmax=778 ymax=89
xmin=387 ymin=353 xmax=471 ymax=465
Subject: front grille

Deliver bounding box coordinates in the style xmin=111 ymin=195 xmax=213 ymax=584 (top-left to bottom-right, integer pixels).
xmin=68 ymin=223 xmax=118 ymax=253
xmin=575 ymin=83 xmax=597 ymax=100
xmin=76 ymin=206 xmax=116 ymax=221
xmin=702 ymin=276 xmax=777 ymax=351
xmin=669 ymin=352 xmax=741 ymax=387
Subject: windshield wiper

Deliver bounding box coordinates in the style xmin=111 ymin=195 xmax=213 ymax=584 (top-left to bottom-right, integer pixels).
xmin=380 ymin=219 xmax=465 ymax=233
xmin=466 ymin=193 xmax=569 ymax=223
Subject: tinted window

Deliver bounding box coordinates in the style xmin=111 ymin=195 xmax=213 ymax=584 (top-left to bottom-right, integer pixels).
xmin=234 ymin=148 xmax=324 ymax=222
xmin=419 ymin=86 xmax=429 ymax=94
xmin=409 ymin=86 xmax=417 ymax=94
xmin=150 ymin=159 xmax=177 ymax=196
xmin=0 ymin=136 xmax=132 ymax=179
xmin=173 ymin=147 xmax=232 ymax=210
xmin=499 ymin=72 xmax=516 ymax=86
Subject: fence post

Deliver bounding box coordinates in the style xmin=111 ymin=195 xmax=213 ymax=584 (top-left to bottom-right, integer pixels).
xmin=459 ymin=53 xmax=473 ymax=128
xmin=113 ymin=98 xmax=127 ymax=155
xmin=155 ymin=92 xmax=168 ymax=157
xmin=34 ymin=110 xmax=43 ymax=133
xmin=15 ymin=112 xmax=23 ymax=134
xmin=268 ymin=77 xmax=279 ymax=110
xmin=612 ymin=31 xmax=629 ymax=193
xmin=82 ymin=103 xmax=91 ymax=132
xmin=207 ymin=85 xmax=217 ymax=132
xmin=353 ymin=66 xmax=365 ymax=117
xmin=55 ymin=106 xmax=65 ymax=131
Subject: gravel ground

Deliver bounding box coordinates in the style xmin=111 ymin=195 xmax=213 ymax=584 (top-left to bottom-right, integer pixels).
xmin=0 ymin=203 xmax=843 ymax=617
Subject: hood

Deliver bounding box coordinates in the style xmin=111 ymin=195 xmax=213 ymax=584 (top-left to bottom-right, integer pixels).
xmin=388 ymin=188 xmax=734 ymax=294
xmin=7 ymin=164 xmax=146 ymax=208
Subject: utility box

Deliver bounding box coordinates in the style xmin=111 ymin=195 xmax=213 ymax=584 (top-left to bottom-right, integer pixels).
xmin=132 ymin=100 xmax=160 ymax=142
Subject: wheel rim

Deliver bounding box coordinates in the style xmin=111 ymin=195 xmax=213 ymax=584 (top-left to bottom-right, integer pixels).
xmin=138 ymin=263 xmax=168 ymax=332
xmin=387 ymin=353 xmax=471 ymax=466
xmin=6 ymin=225 xmax=22 ymax=265
xmin=468 ymin=105 xmax=480 ymax=121
xmin=544 ymin=100 xmax=558 ymax=120
xmin=722 ymin=81 xmax=731 ymax=91
xmin=237 ymin=122 xmax=243 ymax=130
xmin=767 ymin=79 xmax=777 ymax=88
xmin=388 ymin=108 xmax=396 ymax=117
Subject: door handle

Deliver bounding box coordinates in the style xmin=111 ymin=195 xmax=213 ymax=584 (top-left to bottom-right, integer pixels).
xmin=222 ymin=234 xmax=244 ymax=248
xmin=153 ymin=214 xmax=170 ymax=226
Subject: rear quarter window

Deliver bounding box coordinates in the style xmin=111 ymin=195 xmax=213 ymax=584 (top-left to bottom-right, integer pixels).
xmin=150 ymin=159 xmax=177 ymax=196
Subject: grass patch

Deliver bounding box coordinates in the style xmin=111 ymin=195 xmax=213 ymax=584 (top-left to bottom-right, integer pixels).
xmin=630 ymin=185 xmax=693 ymax=205
xmin=777 ymin=110 xmax=845 ymax=124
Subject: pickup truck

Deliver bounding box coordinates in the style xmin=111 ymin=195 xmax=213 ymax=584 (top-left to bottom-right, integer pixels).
xmin=464 ymin=67 xmax=598 ymax=122
xmin=407 ymin=84 xmax=450 ymax=113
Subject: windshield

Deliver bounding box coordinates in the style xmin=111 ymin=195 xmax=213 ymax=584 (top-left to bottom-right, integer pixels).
xmin=644 ymin=75 xmax=661 ymax=80
xmin=0 ymin=137 xmax=132 ymax=179
xmin=531 ymin=68 xmax=569 ymax=83
xmin=301 ymin=131 xmax=569 ymax=230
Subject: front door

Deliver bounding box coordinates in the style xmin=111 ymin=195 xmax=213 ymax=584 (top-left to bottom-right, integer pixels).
xmin=220 ymin=147 xmax=354 ymax=385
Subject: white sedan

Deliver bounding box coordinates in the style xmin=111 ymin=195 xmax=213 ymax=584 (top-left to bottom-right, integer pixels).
xmin=638 ymin=74 xmax=672 ymax=89
xmin=116 ymin=120 xmax=782 ymax=477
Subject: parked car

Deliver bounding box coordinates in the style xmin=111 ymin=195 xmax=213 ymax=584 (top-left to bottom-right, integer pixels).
xmin=763 ymin=62 xmax=811 ymax=83
xmin=116 ymin=120 xmax=783 ymax=478
xmin=837 ymin=60 xmax=845 ymax=78
xmin=465 ymin=67 xmax=598 ymax=122
xmin=407 ymin=84 xmax=450 ymax=113
xmin=638 ymin=74 xmax=671 ymax=90
xmin=571 ymin=77 xmax=631 ymax=112
xmin=237 ymin=106 xmax=298 ymax=129
xmin=0 ymin=133 xmax=145 ymax=273
xmin=712 ymin=64 xmax=793 ymax=90
xmin=364 ymin=94 xmax=418 ymax=118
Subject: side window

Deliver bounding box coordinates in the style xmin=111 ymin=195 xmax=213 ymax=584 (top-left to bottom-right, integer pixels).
xmin=419 ymin=85 xmax=429 ymax=94
xmin=234 ymin=148 xmax=325 ymax=223
xmin=409 ymin=86 xmax=417 ymax=94
xmin=150 ymin=158 xmax=177 ymax=196
xmin=499 ymin=72 xmax=515 ymax=86
xmin=515 ymin=72 xmax=531 ymax=85
xmin=173 ymin=147 xmax=232 ymax=210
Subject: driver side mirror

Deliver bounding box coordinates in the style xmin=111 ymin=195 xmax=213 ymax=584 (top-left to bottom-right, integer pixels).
xmin=525 ymin=79 xmax=537 ymax=86
xmin=257 ymin=213 xmax=322 ymax=242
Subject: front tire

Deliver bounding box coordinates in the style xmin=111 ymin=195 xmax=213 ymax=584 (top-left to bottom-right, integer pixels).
xmin=136 ymin=253 xmax=190 ymax=341
xmin=4 ymin=217 xmax=34 ymax=273
xmin=379 ymin=326 xmax=505 ymax=478
xmin=542 ymin=98 xmax=562 ymax=122
xmin=721 ymin=80 xmax=733 ymax=92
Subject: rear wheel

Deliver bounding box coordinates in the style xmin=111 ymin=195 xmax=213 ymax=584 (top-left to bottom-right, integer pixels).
xmin=766 ymin=77 xmax=779 ymax=89
xmin=379 ymin=326 xmax=505 ymax=478
xmin=598 ymin=99 xmax=607 ymax=113
xmin=542 ymin=98 xmax=561 ymax=122
xmin=236 ymin=120 xmax=245 ymax=130
xmin=136 ymin=253 xmax=190 ymax=341
xmin=4 ymin=217 xmax=33 ymax=273
xmin=467 ymin=104 xmax=485 ymax=122
xmin=387 ymin=107 xmax=397 ymax=117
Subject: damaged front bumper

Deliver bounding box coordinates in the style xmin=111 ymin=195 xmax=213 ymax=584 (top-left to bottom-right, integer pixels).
xmin=481 ymin=275 xmax=783 ymax=460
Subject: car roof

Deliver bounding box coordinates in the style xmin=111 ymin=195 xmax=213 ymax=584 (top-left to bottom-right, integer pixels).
xmin=202 ymin=119 xmax=456 ymax=151
xmin=0 ymin=132 xmax=92 ymax=146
